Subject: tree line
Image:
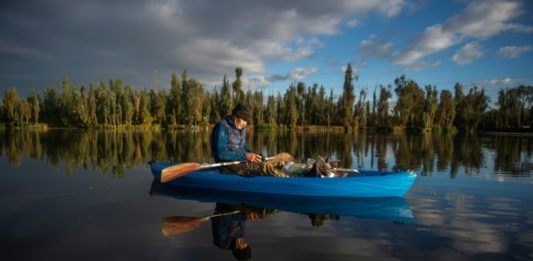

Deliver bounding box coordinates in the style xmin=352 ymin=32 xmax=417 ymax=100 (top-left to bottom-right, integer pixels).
xmin=2 ymin=64 xmax=533 ymax=132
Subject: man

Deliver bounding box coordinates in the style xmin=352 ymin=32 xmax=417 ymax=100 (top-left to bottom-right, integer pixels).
xmin=211 ymin=103 xmax=289 ymax=177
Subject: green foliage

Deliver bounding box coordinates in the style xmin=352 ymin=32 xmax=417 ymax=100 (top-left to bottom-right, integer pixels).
xmin=393 ymin=75 xmax=425 ymax=129
xmin=232 ymin=67 xmax=245 ymax=104
xmin=2 ymin=87 xmax=18 ymax=124
xmin=0 ymin=70 xmax=529 ymax=132
xmin=376 ymin=85 xmax=392 ymax=129
xmin=219 ymin=74 xmax=233 ymax=117
xmin=340 ymin=63 xmax=356 ymax=130
xmin=435 ymin=90 xmax=455 ymax=130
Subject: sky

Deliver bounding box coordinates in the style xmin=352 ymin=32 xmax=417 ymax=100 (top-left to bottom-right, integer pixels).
xmin=1 ymin=0 xmax=533 ymax=103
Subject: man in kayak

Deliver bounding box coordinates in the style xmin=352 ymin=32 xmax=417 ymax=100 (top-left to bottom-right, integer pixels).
xmin=211 ymin=103 xmax=290 ymax=177
xmin=211 ymin=103 xmax=341 ymax=178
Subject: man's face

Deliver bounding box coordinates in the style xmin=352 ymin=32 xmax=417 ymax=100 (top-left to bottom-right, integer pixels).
xmin=235 ymin=117 xmax=247 ymax=130
xmin=235 ymin=236 xmax=248 ymax=250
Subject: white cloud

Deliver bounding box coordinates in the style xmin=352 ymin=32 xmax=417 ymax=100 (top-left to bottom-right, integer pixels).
xmin=390 ymin=0 xmax=526 ymax=70
xmin=246 ymin=75 xmax=270 ymax=88
xmin=290 ymin=67 xmax=318 ymax=80
xmin=346 ymin=19 xmax=360 ymax=28
xmin=359 ymin=35 xmax=394 ymax=61
xmin=266 ymin=66 xmax=318 ymax=82
xmin=444 ymin=0 xmax=524 ymax=39
xmin=469 ymin=77 xmax=515 ymax=87
xmin=453 ymin=42 xmax=484 ymax=65
xmin=376 ymin=0 xmax=405 ymax=17
xmin=505 ymin=23 xmax=533 ymax=33
xmin=392 ymin=24 xmax=460 ymax=67
xmin=497 ymin=45 xmax=532 ymax=59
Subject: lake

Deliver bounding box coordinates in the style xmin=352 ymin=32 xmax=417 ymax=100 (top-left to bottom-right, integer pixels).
xmin=0 ymin=129 xmax=532 ymax=260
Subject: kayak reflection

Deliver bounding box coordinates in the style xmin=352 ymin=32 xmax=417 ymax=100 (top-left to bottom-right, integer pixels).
xmin=152 ymin=180 xmax=415 ymax=260
xmin=150 ymin=180 xmax=415 ymax=223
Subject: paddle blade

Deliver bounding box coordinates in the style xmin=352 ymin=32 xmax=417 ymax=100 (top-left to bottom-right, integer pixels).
xmin=161 ymin=216 xmax=205 ymax=236
xmin=160 ymin=162 xmax=202 ymax=183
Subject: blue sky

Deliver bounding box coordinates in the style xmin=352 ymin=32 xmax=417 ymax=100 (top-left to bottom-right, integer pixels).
xmin=1 ymin=0 xmax=532 ymax=103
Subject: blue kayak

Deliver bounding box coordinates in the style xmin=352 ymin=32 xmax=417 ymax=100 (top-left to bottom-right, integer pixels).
xmin=149 ymin=162 xmax=417 ymax=198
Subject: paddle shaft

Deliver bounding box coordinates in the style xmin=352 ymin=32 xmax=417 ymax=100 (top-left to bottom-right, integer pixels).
xmin=199 ymin=156 xmax=275 ymax=169
xmin=202 ymin=210 xmax=240 ymax=219
xmin=160 ymin=156 xmax=275 ymax=183
xmin=334 ymin=167 xmax=359 ymax=173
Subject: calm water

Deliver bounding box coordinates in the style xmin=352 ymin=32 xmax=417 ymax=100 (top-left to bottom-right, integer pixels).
xmin=0 ymin=130 xmax=532 ymax=260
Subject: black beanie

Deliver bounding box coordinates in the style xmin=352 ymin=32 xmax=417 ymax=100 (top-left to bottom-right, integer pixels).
xmin=231 ymin=103 xmax=253 ymax=122
xmin=232 ymin=245 xmax=252 ymax=260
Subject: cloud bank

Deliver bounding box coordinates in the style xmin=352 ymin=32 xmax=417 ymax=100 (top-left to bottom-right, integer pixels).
xmin=360 ymin=0 xmax=530 ymax=70
xmin=0 ymin=0 xmax=405 ymax=90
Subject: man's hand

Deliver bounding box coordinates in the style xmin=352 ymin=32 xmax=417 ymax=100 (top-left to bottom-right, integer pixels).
xmin=246 ymin=152 xmax=262 ymax=163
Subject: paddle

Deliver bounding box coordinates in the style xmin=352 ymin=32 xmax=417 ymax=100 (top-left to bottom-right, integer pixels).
xmin=335 ymin=167 xmax=359 ymax=173
xmin=160 ymin=152 xmax=295 ymax=183
xmin=160 ymin=160 xmax=243 ymax=183
xmin=161 ymin=210 xmax=240 ymax=236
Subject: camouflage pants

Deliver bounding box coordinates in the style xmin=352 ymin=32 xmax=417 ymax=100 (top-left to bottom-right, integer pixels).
xmin=223 ymin=159 xmax=289 ymax=177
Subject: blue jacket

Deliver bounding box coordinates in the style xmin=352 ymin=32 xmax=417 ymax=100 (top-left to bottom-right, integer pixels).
xmin=211 ymin=116 xmax=252 ymax=162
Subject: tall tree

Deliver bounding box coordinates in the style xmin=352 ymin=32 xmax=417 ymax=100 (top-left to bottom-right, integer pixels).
xmin=42 ymin=85 xmax=58 ymax=125
xmin=285 ymin=84 xmax=299 ymax=128
xmin=122 ymin=85 xmax=135 ymax=125
xmin=265 ymin=94 xmax=277 ymax=126
xmin=435 ymin=90 xmax=455 ymax=130
xmin=376 ymin=85 xmax=392 ymax=129
xmin=59 ymin=77 xmax=74 ymax=126
xmin=183 ymin=79 xmax=203 ymax=125
xmin=354 ymin=89 xmax=367 ymax=131
xmin=95 ymin=81 xmax=110 ymax=125
xmin=232 ymin=67 xmax=245 ymax=104
xmin=17 ymin=100 xmax=31 ymax=124
xmin=150 ymin=89 xmax=166 ymax=124
xmin=87 ymin=84 xmax=97 ymax=126
xmin=461 ymin=86 xmax=488 ymax=132
xmin=394 ymin=75 xmax=424 ymax=129
xmin=423 ymin=85 xmax=438 ymax=131
xmin=340 ymin=64 xmax=356 ymax=131
xmin=453 ymin=83 xmax=465 ymax=129
xmin=219 ymin=74 xmax=232 ymax=117
xmin=2 ymin=87 xmax=18 ymax=124
xmin=168 ymin=73 xmax=182 ymax=125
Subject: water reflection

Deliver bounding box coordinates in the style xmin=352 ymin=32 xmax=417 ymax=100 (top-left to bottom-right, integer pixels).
xmin=151 ymin=181 xmax=414 ymax=260
xmin=149 ymin=181 xmax=415 ymax=222
xmin=409 ymin=190 xmax=532 ymax=259
xmin=0 ymin=129 xmax=532 ymax=177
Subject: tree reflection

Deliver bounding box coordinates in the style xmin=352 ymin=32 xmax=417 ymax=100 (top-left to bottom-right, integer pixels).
xmin=0 ymin=129 xmax=530 ymax=177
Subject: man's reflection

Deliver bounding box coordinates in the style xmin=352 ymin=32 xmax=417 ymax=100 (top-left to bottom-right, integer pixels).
xmin=211 ymin=203 xmax=275 ymax=260
xmin=161 ymin=201 xmax=342 ymax=260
